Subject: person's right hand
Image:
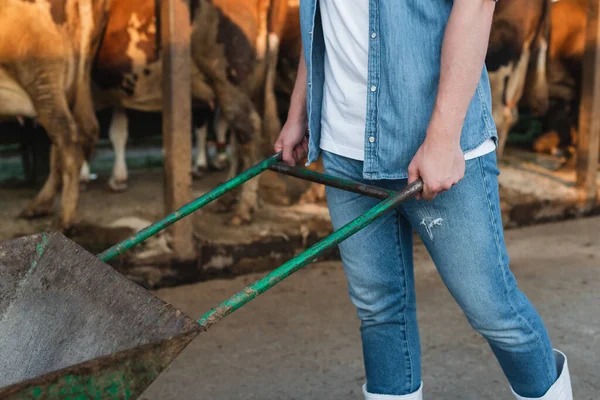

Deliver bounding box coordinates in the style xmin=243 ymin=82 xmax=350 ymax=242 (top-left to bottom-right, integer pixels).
xmin=274 ymin=119 xmax=309 ymax=166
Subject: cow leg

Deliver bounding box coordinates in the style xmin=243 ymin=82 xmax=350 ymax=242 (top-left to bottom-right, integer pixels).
xmin=20 ymin=144 xmax=61 ymax=218
xmin=230 ymin=142 xmax=259 ymax=225
xmin=211 ymin=116 xmax=229 ymax=171
xmin=107 ymin=108 xmax=129 ymax=192
xmin=72 ymin=77 xmax=100 ymax=193
xmin=491 ymin=41 xmax=532 ymax=158
xmin=488 ymin=64 xmax=514 ymax=159
xmin=523 ymin=37 xmax=550 ymax=116
xmin=497 ymin=106 xmax=518 ymax=159
xmin=298 ymin=182 xmax=326 ymax=204
xmin=298 ymin=159 xmax=326 ymax=204
xmin=23 ymin=98 xmax=82 ymax=229
xmin=79 ymin=160 xmax=91 ymax=191
xmin=263 ymin=32 xmax=282 ymax=153
xmin=59 ymin=141 xmax=85 ymax=229
xmin=227 ymin=135 xmax=240 ymax=181
xmin=71 ymin=74 xmax=100 ymax=163
xmin=535 ymin=60 xmax=578 ymax=159
xmin=536 ymin=98 xmax=572 ymax=159
xmin=193 ymin=122 xmax=209 ymax=178
xmin=50 ymin=103 xmax=84 ymax=229
xmin=191 ymin=2 xmax=260 ymax=146
xmin=15 ymin=62 xmax=84 ymax=228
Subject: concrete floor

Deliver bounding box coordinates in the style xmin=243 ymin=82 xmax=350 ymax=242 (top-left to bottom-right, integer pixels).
xmin=142 ymin=217 xmax=600 ymax=400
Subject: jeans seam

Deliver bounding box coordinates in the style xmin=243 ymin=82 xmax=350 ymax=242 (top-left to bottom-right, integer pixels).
xmin=477 ymin=156 xmax=541 ymax=342
xmin=393 ymin=210 xmax=414 ymax=393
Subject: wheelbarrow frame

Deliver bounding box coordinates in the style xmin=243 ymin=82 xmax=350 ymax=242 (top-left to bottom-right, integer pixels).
xmin=99 ymin=152 xmax=423 ymax=331
xmin=0 ymin=153 xmax=422 ymax=400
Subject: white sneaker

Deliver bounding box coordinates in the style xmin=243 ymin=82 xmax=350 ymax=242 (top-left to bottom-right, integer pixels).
xmin=362 ymin=382 xmax=423 ymax=400
xmin=511 ymin=349 xmax=573 ymax=400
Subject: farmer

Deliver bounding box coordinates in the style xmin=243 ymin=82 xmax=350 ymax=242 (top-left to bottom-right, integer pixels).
xmin=274 ymin=1 xmax=573 ymax=399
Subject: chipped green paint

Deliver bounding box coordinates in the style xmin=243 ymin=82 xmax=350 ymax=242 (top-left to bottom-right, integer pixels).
xmin=23 ymin=372 xmax=137 ymax=400
xmin=2 ymin=333 xmax=199 ymax=400
xmin=28 ymin=233 xmax=50 ymax=275
xmin=97 ymin=153 xmax=283 ymax=262
xmin=197 ymin=179 xmax=423 ymax=330
xmin=35 ymin=234 xmax=48 ymax=257
xmin=14 ymin=359 xmax=164 ymax=400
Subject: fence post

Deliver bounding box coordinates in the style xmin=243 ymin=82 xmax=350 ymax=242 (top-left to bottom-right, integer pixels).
xmin=576 ymin=0 xmax=600 ymax=210
xmin=161 ymin=0 xmax=195 ymax=260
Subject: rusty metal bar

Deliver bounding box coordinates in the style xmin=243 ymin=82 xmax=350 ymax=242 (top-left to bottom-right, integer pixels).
xmin=161 ymin=0 xmax=194 ymax=259
xmin=268 ymin=163 xmax=396 ymax=199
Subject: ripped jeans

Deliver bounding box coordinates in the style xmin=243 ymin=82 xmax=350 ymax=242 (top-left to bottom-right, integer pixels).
xmin=321 ymin=150 xmax=557 ymax=397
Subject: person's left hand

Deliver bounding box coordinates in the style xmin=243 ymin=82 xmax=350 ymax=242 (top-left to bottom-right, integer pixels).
xmin=408 ymin=135 xmax=465 ymax=201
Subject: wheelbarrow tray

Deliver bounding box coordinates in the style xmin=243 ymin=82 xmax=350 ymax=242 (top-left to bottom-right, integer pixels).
xmin=0 ymin=233 xmax=200 ymax=399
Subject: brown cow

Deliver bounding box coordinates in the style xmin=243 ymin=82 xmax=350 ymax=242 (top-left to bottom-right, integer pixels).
xmin=486 ymin=0 xmax=552 ymax=157
xmin=533 ymin=0 xmax=586 ymax=159
xmin=0 ymin=0 xmax=110 ymax=229
xmin=91 ymin=0 xmax=288 ymax=224
xmin=275 ymin=0 xmax=301 ymax=119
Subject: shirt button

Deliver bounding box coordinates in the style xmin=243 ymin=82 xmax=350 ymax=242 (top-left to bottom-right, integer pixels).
xmin=371 ymin=32 xmax=377 ymax=39
xmin=369 ymin=136 xmax=375 ymax=143
xmin=308 ymin=82 xmax=312 ymax=86
xmin=309 ymin=31 xmax=313 ymax=36
xmin=370 ymin=85 xmax=377 ymax=92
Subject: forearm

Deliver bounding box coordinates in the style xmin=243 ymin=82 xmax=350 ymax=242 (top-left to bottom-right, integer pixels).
xmin=287 ymin=50 xmax=308 ymax=123
xmin=428 ymin=0 xmax=496 ymax=142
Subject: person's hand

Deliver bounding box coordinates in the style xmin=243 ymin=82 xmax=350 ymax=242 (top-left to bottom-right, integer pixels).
xmin=408 ymin=135 xmax=465 ymax=201
xmin=274 ymin=119 xmax=309 ymax=166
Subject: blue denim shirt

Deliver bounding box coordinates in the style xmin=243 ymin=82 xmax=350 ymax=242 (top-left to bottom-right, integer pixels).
xmin=300 ymin=0 xmax=498 ymax=179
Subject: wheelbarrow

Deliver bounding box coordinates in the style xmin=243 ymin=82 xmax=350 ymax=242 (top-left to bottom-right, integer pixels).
xmin=0 ymin=153 xmax=422 ymax=399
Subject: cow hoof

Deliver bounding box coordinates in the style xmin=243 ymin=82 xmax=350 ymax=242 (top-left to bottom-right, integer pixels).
xmin=298 ymin=192 xmax=317 ymax=205
xmin=297 ymin=195 xmax=311 ymax=205
xmin=49 ymin=218 xmax=79 ymax=234
xmin=18 ymin=205 xmax=54 ymax=219
xmin=298 ymin=186 xmax=327 ymax=205
xmin=49 ymin=219 xmax=66 ymax=233
xmin=192 ymin=166 xmax=208 ymax=179
xmin=209 ymin=156 xmax=230 ymax=172
xmin=106 ymin=178 xmax=128 ymax=193
xmin=551 ymin=147 xmax=570 ymax=160
xmin=60 ymin=221 xmax=82 ymax=236
xmin=228 ymin=213 xmax=252 ymax=226
xmin=533 ymin=131 xmax=560 ymax=154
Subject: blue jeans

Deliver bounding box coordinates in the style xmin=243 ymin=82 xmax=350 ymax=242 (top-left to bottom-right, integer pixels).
xmin=322 ymin=150 xmax=557 ymax=397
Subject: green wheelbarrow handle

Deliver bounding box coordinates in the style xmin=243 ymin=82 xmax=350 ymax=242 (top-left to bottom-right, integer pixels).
xmin=97 ymin=152 xmax=423 ymax=331
xmin=197 ymin=177 xmax=422 ymax=330
xmin=98 ymin=153 xmax=283 ymax=262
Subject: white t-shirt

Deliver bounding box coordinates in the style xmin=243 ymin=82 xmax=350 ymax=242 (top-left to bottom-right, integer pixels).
xmin=318 ymin=0 xmax=496 ymax=162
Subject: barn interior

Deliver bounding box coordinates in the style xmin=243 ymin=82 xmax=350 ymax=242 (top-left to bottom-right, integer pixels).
xmin=1 ymin=105 xmax=598 ymax=289
xmin=1 ymin=0 xmax=599 ymax=288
